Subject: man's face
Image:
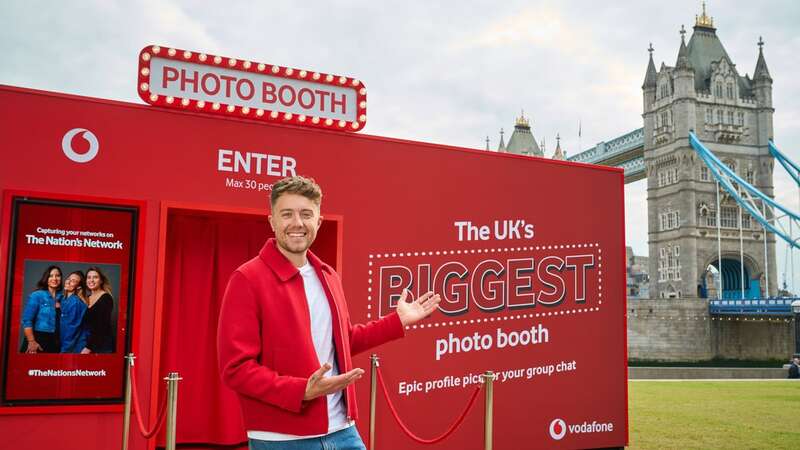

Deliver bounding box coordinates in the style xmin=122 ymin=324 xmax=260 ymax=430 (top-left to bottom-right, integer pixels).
xmin=269 ymin=193 xmax=322 ymax=257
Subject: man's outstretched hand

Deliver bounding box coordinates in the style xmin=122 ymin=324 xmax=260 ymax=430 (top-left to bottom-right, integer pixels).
xmin=303 ymin=290 xmax=440 ymax=401
xmin=396 ymin=290 xmax=441 ymax=326
xmin=304 ymin=363 xmax=364 ymax=401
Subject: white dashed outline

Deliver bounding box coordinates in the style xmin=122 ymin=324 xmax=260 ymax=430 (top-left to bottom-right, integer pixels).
xmin=366 ymin=243 xmax=604 ymax=328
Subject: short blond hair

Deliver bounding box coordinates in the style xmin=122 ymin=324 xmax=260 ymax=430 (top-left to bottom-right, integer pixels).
xmin=270 ymin=176 xmax=323 ymax=208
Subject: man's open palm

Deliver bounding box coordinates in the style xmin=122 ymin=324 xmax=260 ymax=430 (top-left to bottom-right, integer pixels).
xmin=304 ymin=364 xmax=364 ymax=401
xmin=396 ymin=290 xmax=441 ymax=326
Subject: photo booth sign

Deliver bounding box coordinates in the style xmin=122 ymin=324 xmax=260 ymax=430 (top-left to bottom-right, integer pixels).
xmin=137 ymin=45 xmax=368 ymax=131
xmin=0 ymin=84 xmax=627 ymax=450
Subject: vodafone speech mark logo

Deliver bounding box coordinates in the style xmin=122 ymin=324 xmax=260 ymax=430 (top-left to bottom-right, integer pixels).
xmin=62 ymin=128 xmax=99 ymax=163
xmin=548 ymin=417 xmax=615 ymax=440
xmin=549 ymin=418 xmax=567 ymax=440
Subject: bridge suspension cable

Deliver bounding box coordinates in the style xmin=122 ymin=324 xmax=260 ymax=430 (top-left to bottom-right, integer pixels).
xmin=688 ymin=132 xmax=800 ymax=250
xmin=769 ymin=140 xmax=800 ymax=187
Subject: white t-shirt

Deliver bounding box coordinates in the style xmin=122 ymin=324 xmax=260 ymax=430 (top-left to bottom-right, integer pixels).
xmin=247 ymin=262 xmax=351 ymax=441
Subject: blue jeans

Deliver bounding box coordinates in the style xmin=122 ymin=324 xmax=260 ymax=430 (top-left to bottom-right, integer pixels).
xmin=249 ymin=426 xmax=366 ymax=450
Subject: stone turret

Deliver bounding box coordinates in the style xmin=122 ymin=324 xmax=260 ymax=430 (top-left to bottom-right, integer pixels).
xmin=753 ymin=37 xmax=774 ymax=145
xmin=673 ymin=25 xmax=696 ymax=137
xmin=552 ymin=134 xmax=565 ymax=160
xmin=642 ymin=43 xmax=657 ymax=112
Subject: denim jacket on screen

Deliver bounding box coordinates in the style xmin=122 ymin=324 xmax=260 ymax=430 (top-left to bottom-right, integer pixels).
xmin=21 ymin=289 xmax=63 ymax=333
xmin=60 ymin=294 xmax=88 ymax=352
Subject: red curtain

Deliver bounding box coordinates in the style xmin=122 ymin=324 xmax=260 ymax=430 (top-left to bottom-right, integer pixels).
xmin=159 ymin=211 xmax=269 ymax=446
xmin=157 ymin=210 xmax=338 ymax=447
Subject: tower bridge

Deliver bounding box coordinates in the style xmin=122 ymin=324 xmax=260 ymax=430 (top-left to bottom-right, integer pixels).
xmin=489 ymin=5 xmax=799 ymax=360
xmin=578 ymin=8 xmax=780 ymax=305
xmin=497 ymin=6 xmax=800 ymax=322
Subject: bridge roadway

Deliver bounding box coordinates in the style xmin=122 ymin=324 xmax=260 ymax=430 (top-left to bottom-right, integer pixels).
xmin=568 ymin=128 xmax=645 ymax=183
xmin=709 ymin=298 xmax=798 ymax=316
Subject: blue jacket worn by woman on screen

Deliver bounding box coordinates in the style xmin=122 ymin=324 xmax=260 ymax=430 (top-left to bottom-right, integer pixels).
xmin=59 ymin=294 xmax=88 ymax=353
xmin=21 ymin=289 xmax=62 ymax=333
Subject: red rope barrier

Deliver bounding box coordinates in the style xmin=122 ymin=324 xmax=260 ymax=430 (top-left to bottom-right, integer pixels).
xmin=130 ymin=369 xmax=168 ymax=439
xmin=376 ymin=367 xmax=482 ymax=444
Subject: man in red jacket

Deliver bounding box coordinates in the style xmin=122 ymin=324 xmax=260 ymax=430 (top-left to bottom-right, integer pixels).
xmin=218 ymin=176 xmax=440 ymax=449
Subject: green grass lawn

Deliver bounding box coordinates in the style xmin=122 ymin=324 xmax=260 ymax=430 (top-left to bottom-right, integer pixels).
xmin=628 ymin=381 xmax=800 ymax=449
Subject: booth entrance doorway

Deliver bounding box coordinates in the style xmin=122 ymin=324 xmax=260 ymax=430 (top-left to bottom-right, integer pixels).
xmin=155 ymin=206 xmax=340 ymax=446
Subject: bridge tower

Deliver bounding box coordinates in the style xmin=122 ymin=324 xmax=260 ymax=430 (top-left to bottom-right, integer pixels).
xmin=642 ymin=7 xmax=777 ymax=300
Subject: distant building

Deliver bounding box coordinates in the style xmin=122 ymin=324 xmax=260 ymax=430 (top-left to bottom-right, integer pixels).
xmin=626 ymin=246 xmax=650 ymax=299
xmin=492 ymin=112 xmax=566 ymax=160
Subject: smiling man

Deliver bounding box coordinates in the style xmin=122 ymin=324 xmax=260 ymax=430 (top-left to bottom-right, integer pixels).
xmin=218 ymin=175 xmax=440 ymax=450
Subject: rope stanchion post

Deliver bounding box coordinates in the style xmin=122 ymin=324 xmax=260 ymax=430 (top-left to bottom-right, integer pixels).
xmin=122 ymin=353 xmax=135 ymax=450
xmin=369 ymin=354 xmax=379 ymax=450
xmin=164 ymin=372 xmax=182 ymax=450
xmin=481 ymin=371 xmax=496 ymax=450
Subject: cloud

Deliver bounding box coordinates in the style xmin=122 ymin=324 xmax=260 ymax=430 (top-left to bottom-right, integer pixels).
xmin=456 ymin=6 xmax=571 ymax=50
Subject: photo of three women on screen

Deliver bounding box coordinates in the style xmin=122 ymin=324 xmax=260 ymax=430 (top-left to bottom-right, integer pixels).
xmin=21 ymin=265 xmax=115 ymax=354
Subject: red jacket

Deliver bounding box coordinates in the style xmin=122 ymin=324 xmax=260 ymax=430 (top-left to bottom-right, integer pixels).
xmin=217 ymin=238 xmax=404 ymax=436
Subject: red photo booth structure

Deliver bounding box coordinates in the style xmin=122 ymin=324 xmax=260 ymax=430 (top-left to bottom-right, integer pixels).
xmin=0 ymin=84 xmax=627 ymax=449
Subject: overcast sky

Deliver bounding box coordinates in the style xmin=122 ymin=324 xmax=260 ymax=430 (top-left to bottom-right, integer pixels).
xmin=2 ymin=1 xmax=799 ymax=288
